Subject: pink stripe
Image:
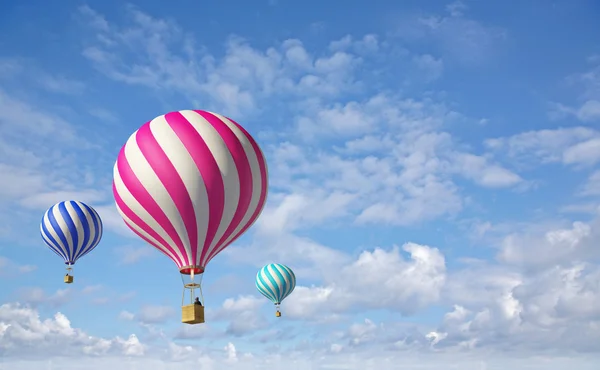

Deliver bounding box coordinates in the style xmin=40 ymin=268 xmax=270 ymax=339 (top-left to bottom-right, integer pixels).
xmin=168 ymin=111 xmax=225 ymax=268
xmin=113 ymin=173 xmax=184 ymax=267
xmin=205 ymin=117 xmax=269 ymax=263
xmin=138 ymin=115 xmax=198 ymax=267
xmin=117 ymin=132 xmax=190 ymax=266
xmin=120 ymin=209 xmax=173 ymax=261
xmin=194 ymin=111 xmax=254 ymax=260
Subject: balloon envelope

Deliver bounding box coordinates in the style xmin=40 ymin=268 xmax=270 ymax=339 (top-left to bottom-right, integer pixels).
xmin=113 ymin=110 xmax=268 ymax=274
xmin=40 ymin=200 xmax=103 ymax=265
xmin=256 ymin=263 xmax=296 ymax=304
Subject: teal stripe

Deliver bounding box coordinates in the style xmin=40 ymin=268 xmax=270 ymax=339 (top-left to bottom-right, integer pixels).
xmin=256 ymin=282 xmax=275 ymax=302
xmin=257 ymin=271 xmax=278 ymax=303
xmin=267 ymin=264 xmax=285 ymax=302
xmin=280 ymin=265 xmax=295 ymax=299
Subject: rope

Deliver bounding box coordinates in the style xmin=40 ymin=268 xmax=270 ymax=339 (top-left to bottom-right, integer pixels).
xmin=180 ymin=271 xmax=205 ymax=306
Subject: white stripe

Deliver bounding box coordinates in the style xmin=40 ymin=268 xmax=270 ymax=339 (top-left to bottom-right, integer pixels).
xmin=65 ymin=201 xmax=85 ymax=255
xmin=115 ymin=202 xmax=176 ymax=261
xmin=281 ymin=265 xmax=295 ymax=298
xmin=52 ymin=205 xmax=74 ymax=254
xmin=41 ymin=223 xmax=64 ymax=258
xmin=260 ymin=268 xmax=281 ymax=301
xmin=257 ymin=273 xmax=276 ymax=301
xmin=78 ymin=203 xmax=101 ymax=257
xmin=43 ymin=212 xmax=68 ymax=256
xmin=268 ymin=265 xmax=286 ymax=300
xmin=181 ymin=110 xmax=240 ymax=267
xmin=113 ymin=160 xmax=186 ymax=266
xmin=125 ymin=125 xmax=186 ymax=262
xmin=207 ymin=113 xmax=266 ymax=252
xmin=273 ymin=265 xmax=286 ymax=299
xmin=81 ymin=203 xmax=98 ymax=253
xmin=149 ymin=115 xmax=195 ymax=265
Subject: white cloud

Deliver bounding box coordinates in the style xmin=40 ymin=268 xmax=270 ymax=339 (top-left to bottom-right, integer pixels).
xmin=264 ymin=124 xmax=520 ymax=228
xmin=136 ymin=305 xmax=176 ymax=324
xmin=580 ymin=170 xmax=600 ymax=196
xmin=497 ymin=218 xmax=598 ymax=268
xmin=77 ymin=6 xmax=373 ymax=118
xmin=94 ymin=203 xmax=137 ymax=237
xmin=19 ymin=189 xmax=107 ymax=210
xmin=0 ymin=303 xmax=144 ymax=359
xmin=114 ymin=245 xmax=157 ymax=265
xmin=16 ymin=287 xmax=73 ymax=308
xmin=2 ymin=289 xmax=600 ymax=369
xmin=213 ymin=296 xmax=268 ymax=336
xmin=72 ymin=6 xmax=524 ymax=237
xmin=395 ymin=3 xmax=507 ymax=65
xmin=118 ymin=311 xmax=135 ymax=321
xmin=485 ymin=126 xmax=600 ymax=167
xmin=552 ymin=59 xmax=600 ymax=122
xmin=0 ymin=84 xmax=113 ymax=245
xmin=0 ymin=256 xmax=36 ymax=277
xmin=0 ymin=89 xmax=81 ymax=144
xmin=282 ymin=243 xmax=446 ymax=319
xmin=451 ymin=153 xmax=522 ymax=188
xmin=435 ymin=263 xmax=600 ymax=353
xmin=0 ymin=57 xmax=85 ymax=94
xmin=413 ymin=54 xmax=444 ymax=82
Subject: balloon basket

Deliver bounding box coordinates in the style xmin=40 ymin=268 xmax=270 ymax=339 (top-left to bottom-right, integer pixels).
xmin=275 ymin=311 xmax=281 ymax=317
xmin=64 ymin=266 xmax=73 ymax=284
xmin=182 ymin=304 xmax=205 ymax=324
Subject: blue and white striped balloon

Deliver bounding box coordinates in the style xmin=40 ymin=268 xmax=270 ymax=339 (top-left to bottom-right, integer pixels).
xmin=40 ymin=201 xmax=103 ymax=265
xmin=256 ymin=263 xmax=296 ymax=305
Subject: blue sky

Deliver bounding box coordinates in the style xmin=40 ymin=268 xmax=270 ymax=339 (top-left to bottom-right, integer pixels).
xmin=1 ymin=0 xmax=600 ymax=368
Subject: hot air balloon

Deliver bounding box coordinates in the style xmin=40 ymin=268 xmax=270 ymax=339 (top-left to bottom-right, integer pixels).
xmin=256 ymin=263 xmax=296 ymax=317
xmin=113 ymin=110 xmax=268 ymax=325
xmin=40 ymin=200 xmax=103 ymax=284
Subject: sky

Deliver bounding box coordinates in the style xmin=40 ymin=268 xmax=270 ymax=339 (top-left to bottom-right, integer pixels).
xmin=1 ymin=0 xmax=600 ymax=368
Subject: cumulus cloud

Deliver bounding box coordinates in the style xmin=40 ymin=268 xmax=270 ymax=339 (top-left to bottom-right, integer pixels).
xmin=213 ymin=295 xmax=268 ymax=336
xmin=496 ymin=216 xmax=600 ymax=269
xmin=0 ymin=303 xmax=144 ymax=358
xmin=433 ymin=263 xmax=600 ymax=353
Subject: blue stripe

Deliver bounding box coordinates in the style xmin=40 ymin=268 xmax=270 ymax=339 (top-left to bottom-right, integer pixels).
xmin=81 ymin=202 xmax=102 ymax=253
xmin=46 ymin=209 xmax=71 ymax=260
xmin=40 ymin=223 xmax=67 ymax=261
xmin=71 ymin=201 xmax=89 ymax=260
xmin=77 ymin=205 xmax=102 ymax=261
xmin=59 ymin=202 xmax=79 ymax=262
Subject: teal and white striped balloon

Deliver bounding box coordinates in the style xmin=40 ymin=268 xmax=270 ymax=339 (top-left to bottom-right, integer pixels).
xmin=256 ymin=263 xmax=296 ymax=316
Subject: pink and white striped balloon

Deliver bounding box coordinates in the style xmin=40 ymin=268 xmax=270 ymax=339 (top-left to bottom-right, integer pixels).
xmin=112 ymin=110 xmax=268 ymax=275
